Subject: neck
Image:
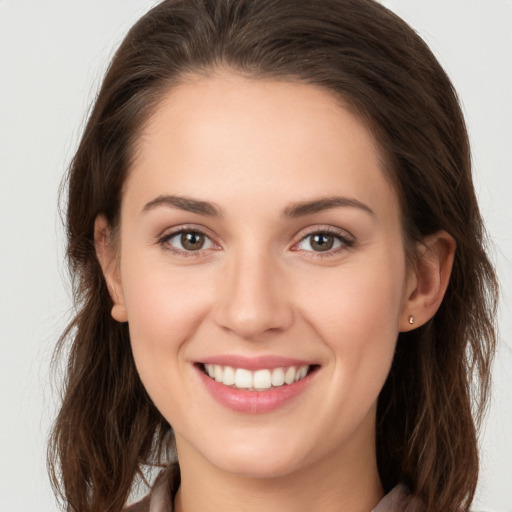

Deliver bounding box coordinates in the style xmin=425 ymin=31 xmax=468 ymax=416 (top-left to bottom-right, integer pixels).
xmin=173 ymin=430 xmax=383 ymax=512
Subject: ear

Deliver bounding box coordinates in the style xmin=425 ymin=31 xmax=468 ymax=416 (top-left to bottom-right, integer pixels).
xmin=400 ymin=230 xmax=456 ymax=331
xmin=94 ymin=215 xmax=128 ymax=323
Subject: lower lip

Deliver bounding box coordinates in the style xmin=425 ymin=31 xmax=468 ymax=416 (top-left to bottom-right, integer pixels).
xmin=196 ymin=366 xmax=317 ymax=414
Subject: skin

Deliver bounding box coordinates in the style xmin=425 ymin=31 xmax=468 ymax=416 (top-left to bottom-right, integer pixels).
xmin=96 ymin=71 xmax=455 ymax=512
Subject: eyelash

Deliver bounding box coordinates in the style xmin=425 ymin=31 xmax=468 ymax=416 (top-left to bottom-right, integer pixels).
xmin=157 ymin=226 xmax=219 ymax=259
xmin=293 ymin=227 xmax=355 ymax=258
xmin=157 ymin=226 xmax=355 ymax=259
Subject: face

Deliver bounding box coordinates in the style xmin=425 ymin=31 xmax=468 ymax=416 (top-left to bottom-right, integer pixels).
xmin=107 ymin=72 xmax=413 ymax=478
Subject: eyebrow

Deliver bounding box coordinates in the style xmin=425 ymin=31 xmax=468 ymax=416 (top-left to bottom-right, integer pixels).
xmin=142 ymin=195 xmax=222 ymax=217
xmin=141 ymin=194 xmax=374 ymax=219
xmin=283 ymin=196 xmax=375 ymax=218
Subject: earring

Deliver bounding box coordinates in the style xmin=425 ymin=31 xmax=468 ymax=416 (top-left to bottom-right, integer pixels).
xmin=408 ymin=315 xmax=415 ymax=325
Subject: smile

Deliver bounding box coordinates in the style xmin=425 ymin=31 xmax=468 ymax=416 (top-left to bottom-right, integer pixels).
xmin=196 ymin=360 xmax=319 ymax=413
xmin=203 ymin=364 xmax=310 ymax=391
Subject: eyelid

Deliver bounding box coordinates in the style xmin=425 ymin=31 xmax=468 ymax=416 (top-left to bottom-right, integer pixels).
xmin=156 ymin=224 xmax=221 ymax=257
xmin=156 ymin=222 xmax=218 ymax=239
xmin=156 ymin=223 xmax=354 ymax=258
xmin=291 ymin=225 xmax=355 ymax=255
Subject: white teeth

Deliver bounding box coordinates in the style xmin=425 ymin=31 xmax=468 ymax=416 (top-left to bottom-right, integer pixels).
xmin=204 ymin=363 xmax=311 ymax=390
xmin=284 ymin=366 xmax=296 ymax=385
xmin=223 ymin=366 xmax=236 ymax=386
xmin=206 ymin=364 xmax=215 ymax=378
xmin=253 ymin=369 xmax=272 ymax=389
xmin=271 ymin=367 xmax=285 ymax=386
xmin=235 ymin=368 xmax=253 ymax=388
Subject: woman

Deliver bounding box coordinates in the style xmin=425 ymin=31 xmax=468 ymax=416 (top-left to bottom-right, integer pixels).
xmin=48 ymin=1 xmax=498 ymax=511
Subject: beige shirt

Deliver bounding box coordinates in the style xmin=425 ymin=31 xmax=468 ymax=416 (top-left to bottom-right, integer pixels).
xmin=126 ymin=464 xmax=424 ymax=512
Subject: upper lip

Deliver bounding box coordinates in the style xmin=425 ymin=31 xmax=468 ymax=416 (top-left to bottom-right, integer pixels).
xmin=198 ymin=355 xmax=317 ymax=371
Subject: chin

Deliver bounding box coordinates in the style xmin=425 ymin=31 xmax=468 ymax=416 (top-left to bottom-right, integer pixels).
xmin=216 ymin=455 xmax=304 ymax=479
xmin=201 ymin=437 xmax=312 ymax=479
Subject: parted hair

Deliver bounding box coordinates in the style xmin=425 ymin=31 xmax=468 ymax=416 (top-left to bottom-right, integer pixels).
xmin=48 ymin=1 xmax=498 ymax=511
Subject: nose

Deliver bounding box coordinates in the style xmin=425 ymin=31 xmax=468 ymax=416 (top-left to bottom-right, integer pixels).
xmin=212 ymin=250 xmax=294 ymax=340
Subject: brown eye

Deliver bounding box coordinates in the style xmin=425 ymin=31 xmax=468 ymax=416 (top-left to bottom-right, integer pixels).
xmin=180 ymin=232 xmax=205 ymax=251
xmin=310 ymin=234 xmax=335 ymax=251
xmin=161 ymin=229 xmax=215 ymax=254
xmin=295 ymin=230 xmax=352 ymax=254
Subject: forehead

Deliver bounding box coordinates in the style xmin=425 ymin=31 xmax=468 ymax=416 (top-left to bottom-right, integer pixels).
xmin=126 ymin=71 xmax=399 ymax=221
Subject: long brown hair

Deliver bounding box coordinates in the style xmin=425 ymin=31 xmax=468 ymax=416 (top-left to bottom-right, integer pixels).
xmin=48 ymin=1 xmax=498 ymax=511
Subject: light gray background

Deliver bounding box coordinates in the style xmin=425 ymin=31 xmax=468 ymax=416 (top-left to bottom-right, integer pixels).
xmin=0 ymin=1 xmax=510 ymax=511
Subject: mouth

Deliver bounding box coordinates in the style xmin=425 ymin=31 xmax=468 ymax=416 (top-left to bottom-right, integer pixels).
xmin=197 ymin=362 xmax=320 ymax=391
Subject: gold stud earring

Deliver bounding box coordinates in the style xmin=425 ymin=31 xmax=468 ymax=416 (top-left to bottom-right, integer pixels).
xmin=408 ymin=315 xmax=415 ymax=325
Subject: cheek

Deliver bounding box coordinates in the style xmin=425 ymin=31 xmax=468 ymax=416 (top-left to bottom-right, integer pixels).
xmin=120 ymin=262 xmax=218 ymax=426
xmin=120 ymin=253 xmax=213 ymax=378
xmin=297 ymin=250 xmax=406 ymax=377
